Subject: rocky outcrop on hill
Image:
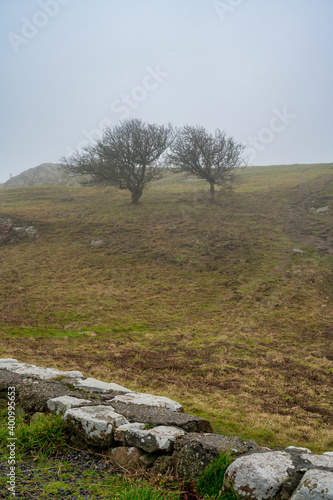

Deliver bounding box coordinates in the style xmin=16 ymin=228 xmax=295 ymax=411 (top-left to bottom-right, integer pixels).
xmin=1 ymin=358 xmax=332 ymax=499
xmin=0 ymin=163 xmax=79 ymax=188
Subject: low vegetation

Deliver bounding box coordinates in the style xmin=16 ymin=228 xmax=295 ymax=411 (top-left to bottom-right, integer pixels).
xmin=0 ymin=163 xmax=332 ymax=462
xmin=0 ymin=401 xmax=237 ymax=498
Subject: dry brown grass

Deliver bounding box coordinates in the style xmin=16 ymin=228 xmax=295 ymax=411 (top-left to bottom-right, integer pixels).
xmin=0 ymin=164 xmax=332 ymax=452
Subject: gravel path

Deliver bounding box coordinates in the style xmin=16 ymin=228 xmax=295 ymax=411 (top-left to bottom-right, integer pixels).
xmin=0 ymin=449 xmax=121 ymax=499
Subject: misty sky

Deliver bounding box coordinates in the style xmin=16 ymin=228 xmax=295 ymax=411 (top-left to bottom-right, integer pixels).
xmin=1 ymin=0 xmax=332 ymax=183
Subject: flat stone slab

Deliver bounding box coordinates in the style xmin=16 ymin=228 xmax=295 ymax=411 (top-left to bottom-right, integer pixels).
xmin=47 ymin=396 xmax=91 ymax=415
xmin=111 ymin=392 xmax=184 ymax=412
xmin=0 ymin=359 xmax=22 ymax=370
xmin=0 ymin=359 xmax=84 ymax=380
xmin=223 ymin=451 xmax=295 ymax=500
xmin=64 ymin=405 xmax=129 ymax=448
xmin=74 ymin=377 xmax=132 ymax=394
xmin=291 ymin=469 xmax=333 ymax=499
xmin=110 ymin=400 xmax=212 ymax=432
xmin=124 ymin=425 xmax=186 ymax=453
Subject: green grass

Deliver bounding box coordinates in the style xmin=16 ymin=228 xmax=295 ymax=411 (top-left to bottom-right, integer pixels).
xmin=0 ymin=402 xmax=182 ymax=498
xmin=197 ymin=453 xmax=240 ymax=499
xmin=0 ymin=163 xmax=332 ymax=454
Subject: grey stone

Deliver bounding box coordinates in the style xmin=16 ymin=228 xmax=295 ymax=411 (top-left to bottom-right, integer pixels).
xmin=291 ymin=469 xmax=333 ymax=499
xmin=111 ymin=392 xmax=184 ymax=412
xmin=175 ymin=433 xmax=262 ymax=482
xmin=0 ymin=370 xmax=95 ymax=414
xmin=110 ymin=400 xmax=212 ymax=432
xmin=301 ymin=453 xmax=333 ymax=469
xmin=74 ymin=377 xmax=132 ymax=394
xmin=47 ymin=395 xmax=91 ymax=414
xmin=64 ymin=405 xmax=129 ymax=448
xmin=114 ymin=422 xmax=146 ymax=445
xmin=125 ymin=425 xmax=185 ymax=453
xmin=11 ymin=363 xmax=84 ymax=380
xmin=223 ymin=451 xmax=295 ymax=500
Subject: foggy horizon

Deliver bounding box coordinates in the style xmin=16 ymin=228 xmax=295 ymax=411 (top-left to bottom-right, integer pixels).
xmin=1 ymin=0 xmax=332 ymax=183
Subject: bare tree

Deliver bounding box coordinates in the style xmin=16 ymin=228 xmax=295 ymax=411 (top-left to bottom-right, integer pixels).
xmin=167 ymin=125 xmax=245 ymax=202
xmin=61 ymin=119 xmax=174 ymax=204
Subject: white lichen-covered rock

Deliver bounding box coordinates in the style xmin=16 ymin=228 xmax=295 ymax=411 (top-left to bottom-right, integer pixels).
xmin=290 ymin=469 xmax=333 ymax=499
xmin=13 ymin=364 xmax=84 ymax=379
xmin=0 ymin=358 xmax=22 ymax=370
xmin=47 ymin=396 xmax=91 ymax=414
xmin=124 ymin=425 xmax=186 ymax=453
xmin=301 ymin=454 xmax=333 ymax=469
xmin=324 ymin=452 xmax=333 ymax=457
xmin=74 ymin=377 xmax=132 ymax=393
xmin=114 ymin=422 xmax=146 ymax=445
xmin=64 ymin=405 xmax=129 ymax=447
xmin=111 ymin=392 xmax=184 ymax=412
xmin=0 ymin=359 xmax=84 ymax=380
xmin=223 ymin=451 xmax=295 ymax=500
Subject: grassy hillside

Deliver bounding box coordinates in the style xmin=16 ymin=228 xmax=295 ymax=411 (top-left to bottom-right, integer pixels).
xmin=0 ymin=163 xmax=332 ymax=453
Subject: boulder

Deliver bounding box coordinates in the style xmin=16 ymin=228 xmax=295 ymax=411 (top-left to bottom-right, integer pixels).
xmin=290 ymin=469 xmax=333 ymax=499
xmin=64 ymin=405 xmax=129 ymax=448
xmin=223 ymin=449 xmax=333 ymax=500
xmin=223 ymin=451 xmax=294 ymax=500
xmin=110 ymin=392 xmax=184 ymax=412
xmin=110 ymin=400 xmax=212 ymax=432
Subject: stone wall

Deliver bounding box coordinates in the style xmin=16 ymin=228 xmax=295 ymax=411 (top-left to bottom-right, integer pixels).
xmin=1 ymin=359 xmax=332 ymax=499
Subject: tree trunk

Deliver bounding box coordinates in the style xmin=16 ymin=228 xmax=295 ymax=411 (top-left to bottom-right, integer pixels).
xmin=210 ymin=182 xmax=215 ymax=203
xmin=131 ymin=190 xmax=142 ymax=205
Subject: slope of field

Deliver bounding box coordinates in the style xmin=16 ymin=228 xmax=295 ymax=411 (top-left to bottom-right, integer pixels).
xmin=0 ymin=163 xmax=332 ymax=452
